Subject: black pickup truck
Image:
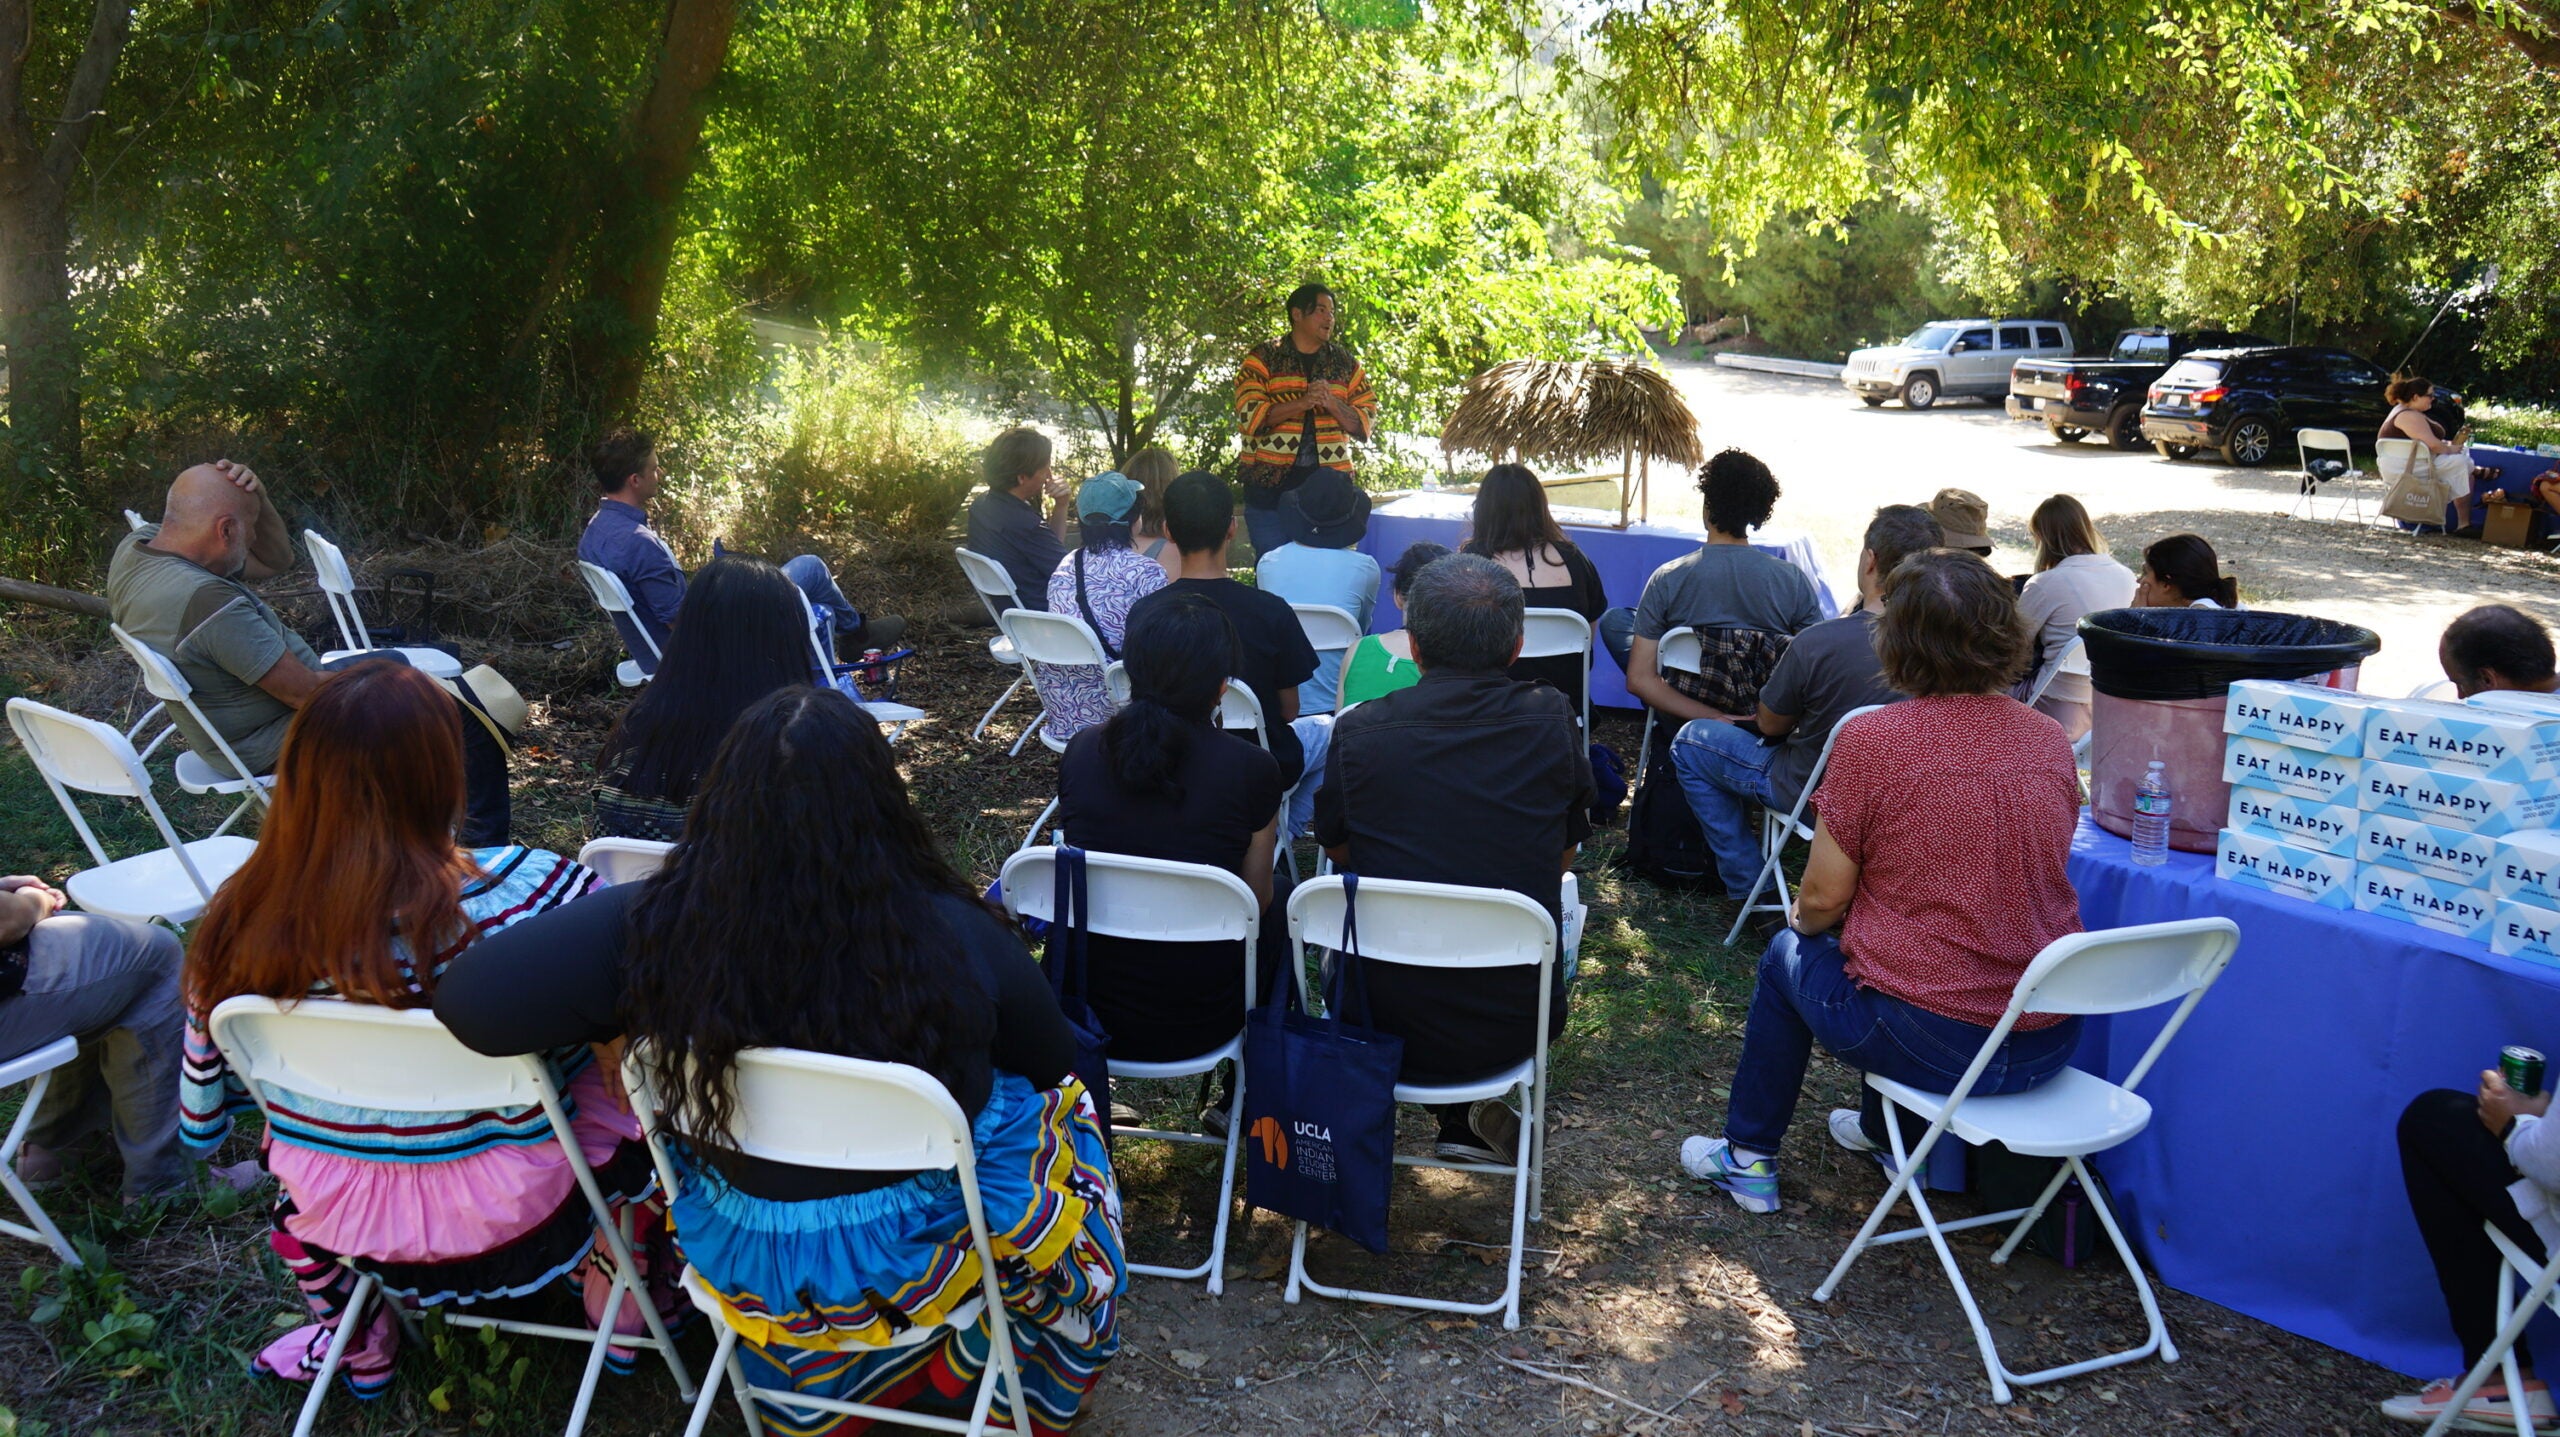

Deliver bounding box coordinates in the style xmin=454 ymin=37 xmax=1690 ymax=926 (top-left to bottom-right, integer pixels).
xmin=2006 ymin=327 xmax=2272 ymax=450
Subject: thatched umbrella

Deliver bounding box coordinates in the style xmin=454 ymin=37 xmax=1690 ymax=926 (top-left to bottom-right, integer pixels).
xmin=1439 ymin=359 xmax=1705 ymax=527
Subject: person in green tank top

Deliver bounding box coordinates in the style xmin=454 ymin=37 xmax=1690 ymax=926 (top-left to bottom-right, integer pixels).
xmin=1339 ymin=541 xmax=1451 ymax=707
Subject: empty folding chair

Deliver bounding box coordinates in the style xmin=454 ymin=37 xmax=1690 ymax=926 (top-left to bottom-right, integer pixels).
xmin=619 ymin=1047 xmax=1041 ymax=1437
xmin=955 ymin=547 xmax=1047 ymax=746
xmin=1724 ymin=704 xmax=1886 ymax=946
xmin=1281 ymin=875 xmax=1554 ymax=1329
xmin=0 ymin=1038 xmax=84 ymax=1265
xmin=578 ymin=837 xmax=675 ymax=887
xmin=1812 ymin=917 xmax=2242 ymax=1404
xmin=1632 ymin=625 xmax=1703 ymax=790
xmin=7 ymin=698 xmax=256 ymax=928
xmin=208 ymin=996 xmax=695 ymax=1437
xmin=575 ymin=561 xmax=660 ymax=688
xmin=303 ymin=530 xmax=463 ymax=679
xmin=1005 ymin=610 xmax=1120 ymax=847
xmin=1290 ymin=603 xmax=1364 ymax=717
xmin=1001 ymin=847 xmax=1257 ymax=1291
xmin=1520 ymin=608 xmax=1594 ymax=735
xmin=108 ymin=625 xmax=272 ymax=836
xmin=2421 ymin=1221 xmax=2560 ymax=1437
xmin=792 ymin=586 xmax=926 ymax=741
xmin=2290 ymin=429 xmax=2362 ymax=523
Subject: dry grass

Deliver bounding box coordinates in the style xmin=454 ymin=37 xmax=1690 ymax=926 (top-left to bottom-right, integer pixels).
xmin=1441 ymin=360 xmax=1706 ymax=473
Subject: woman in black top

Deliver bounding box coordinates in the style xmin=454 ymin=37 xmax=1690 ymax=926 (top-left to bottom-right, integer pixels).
xmin=1462 ymin=464 xmax=1608 ymax=710
xmin=437 ymin=688 xmax=1119 ymax=1429
xmin=1057 ymin=593 xmax=1285 ymax=1063
xmin=590 ymin=557 xmax=815 ymax=841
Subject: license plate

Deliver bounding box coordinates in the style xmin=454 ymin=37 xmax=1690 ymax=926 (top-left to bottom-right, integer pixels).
xmin=2028 ymin=397 xmax=2045 ymax=411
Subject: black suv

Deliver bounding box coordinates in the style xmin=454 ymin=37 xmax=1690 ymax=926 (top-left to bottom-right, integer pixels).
xmin=2139 ymin=346 xmax=2450 ymax=466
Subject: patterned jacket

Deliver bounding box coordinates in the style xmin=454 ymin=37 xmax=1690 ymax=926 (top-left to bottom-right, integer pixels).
xmin=1234 ymin=337 xmax=1377 ymax=493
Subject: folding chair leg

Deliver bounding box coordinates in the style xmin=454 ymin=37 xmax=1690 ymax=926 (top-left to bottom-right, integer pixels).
xmin=0 ymin=1070 xmax=80 ymax=1266
xmin=1634 ymin=713 xmax=1655 ymax=790
xmin=2070 ymin=1156 xmax=2177 ymax=1368
xmin=726 ymin=1340 xmax=765 ymax=1437
xmin=594 ymin=1206 xmax=695 ymax=1402
xmin=1989 ymin=1161 xmax=2078 ymax=1266
xmin=1500 ymin=1108 xmax=1531 ymax=1330
xmin=973 ymin=675 xmax=1027 ymax=742
xmin=293 ymin=1273 xmax=376 ymax=1437
xmin=1903 ymin=1178 xmax=2014 ymax=1404
xmin=563 ymin=1271 xmax=626 ymax=1437
xmin=1205 ymin=1072 xmax=1245 ymax=1295
xmin=1284 ymin=1221 xmax=1309 ymax=1306
xmin=1019 ymin=797 xmax=1061 ymax=853
xmin=208 ymin=791 xmax=260 ymax=839
xmin=1723 ymin=825 xmax=1786 ymax=946
xmin=2426 ymin=1248 xmax=2560 ymax=1437
xmin=2501 ymin=1263 xmax=2537 ymax=1437
xmin=1007 ymin=709 xmax=1050 ymax=758
xmin=682 ymin=1324 xmax=739 ymax=1437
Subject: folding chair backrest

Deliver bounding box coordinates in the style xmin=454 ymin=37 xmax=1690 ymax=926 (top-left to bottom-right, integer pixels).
xmin=579 ymin=838 xmax=675 ymax=887
xmin=1519 ymin=608 xmax=1592 ymax=662
xmin=1291 ymin=604 xmax=1363 ymax=658
xmin=955 ymin=546 xmax=1026 ymax=621
xmin=1656 ymin=625 xmax=1703 ymax=677
xmin=1218 ymin=680 xmax=1266 ymax=746
xmin=1004 ymin=609 xmax=1110 ymax=668
xmin=303 ymin=529 xmax=370 ymax=652
xmin=124 ymin=509 xmax=148 ymax=532
xmin=791 ymin=585 xmax=834 ymax=676
xmin=576 ymin=560 xmax=662 ymax=665
xmin=2024 ymin=636 xmax=2088 ymax=708
xmin=1786 ymin=703 xmax=1887 ymax=821
xmin=2009 ymin=917 xmax=2239 ymax=1089
xmin=1286 ymin=875 xmax=1553 ymax=973
xmin=109 ymin=625 xmax=264 ymax=789
xmin=208 ymin=996 xmax=550 ymax=1116
xmin=2376 ymin=437 xmax=2424 ymax=475
xmin=2297 ymin=427 xmax=2353 ymax=467
xmin=1000 ymin=848 xmax=1258 ymax=946
xmin=7 ymin=697 xmax=151 ymax=799
xmin=639 ymin=1046 xmax=974 ymax=1175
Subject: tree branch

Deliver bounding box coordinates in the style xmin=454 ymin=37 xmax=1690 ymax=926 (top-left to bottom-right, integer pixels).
xmin=41 ymin=0 xmax=131 ymax=193
xmin=0 ymin=575 xmax=107 ymax=619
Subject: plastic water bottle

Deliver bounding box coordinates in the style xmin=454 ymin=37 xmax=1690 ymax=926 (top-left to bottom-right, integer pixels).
xmin=2131 ymin=761 xmax=2172 ymax=867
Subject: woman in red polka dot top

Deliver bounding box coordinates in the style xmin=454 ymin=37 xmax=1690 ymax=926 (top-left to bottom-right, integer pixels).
xmin=1679 ymin=549 xmax=2086 ymax=1214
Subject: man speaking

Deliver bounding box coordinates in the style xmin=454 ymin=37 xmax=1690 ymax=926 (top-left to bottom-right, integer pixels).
xmin=1234 ymin=282 xmax=1377 ymax=560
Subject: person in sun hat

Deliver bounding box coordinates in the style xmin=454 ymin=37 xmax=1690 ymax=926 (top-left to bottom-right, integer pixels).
xmin=1034 ymin=470 xmax=1168 ymax=743
xmin=1925 ymin=487 xmax=1994 ymax=557
xmin=1256 ymin=466 xmax=1381 ymax=717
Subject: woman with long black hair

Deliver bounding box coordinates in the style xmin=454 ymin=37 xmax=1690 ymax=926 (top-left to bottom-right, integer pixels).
xmin=435 ymin=689 xmax=1118 ymax=1435
xmin=590 ymin=556 xmax=816 ymax=840
xmin=1462 ymin=463 xmax=1608 ymax=709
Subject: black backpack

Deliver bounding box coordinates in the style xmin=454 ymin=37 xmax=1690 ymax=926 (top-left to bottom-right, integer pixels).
xmin=1612 ymin=722 xmax=1717 ymax=890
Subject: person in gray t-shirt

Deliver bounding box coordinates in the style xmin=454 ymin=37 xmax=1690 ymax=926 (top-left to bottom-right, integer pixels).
xmin=1606 ymin=449 xmax=1823 ymax=720
xmin=1667 ymin=505 xmax=1941 ymax=907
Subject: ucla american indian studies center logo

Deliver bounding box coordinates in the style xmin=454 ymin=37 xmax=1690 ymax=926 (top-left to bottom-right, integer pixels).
xmin=1250 ymin=1116 xmax=1340 ymax=1182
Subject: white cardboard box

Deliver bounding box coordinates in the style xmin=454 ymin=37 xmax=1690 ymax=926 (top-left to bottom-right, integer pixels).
xmin=2223 ymin=738 xmax=2362 ymax=806
xmin=2489 ymin=830 xmax=2560 ymax=909
xmin=2364 ymin=698 xmax=2560 ymax=783
xmin=2223 ymin=679 xmax=2382 ymax=757
xmin=2227 ymin=783 xmax=2362 ymax=858
xmin=2492 ymin=898 xmax=2560 ymax=966
xmin=2358 ymin=758 xmax=2560 ymax=836
xmin=2214 ymin=827 xmax=2356 ymax=908
xmin=2352 ymin=866 xmax=2495 ymax=943
xmin=2360 ymin=811 xmax=2502 ymax=886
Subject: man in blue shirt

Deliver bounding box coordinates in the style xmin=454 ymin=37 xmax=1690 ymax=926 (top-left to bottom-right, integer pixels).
xmin=576 ymin=429 xmax=901 ymax=676
xmin=965 ymin=426 xmax=1073 ymax=612
xmin=1255 ymin=467 xmax=1380 ymax=715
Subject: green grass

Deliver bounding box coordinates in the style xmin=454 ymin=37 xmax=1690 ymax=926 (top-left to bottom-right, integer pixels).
xmin=2470 ymin=400 xmax=2560 ymax=452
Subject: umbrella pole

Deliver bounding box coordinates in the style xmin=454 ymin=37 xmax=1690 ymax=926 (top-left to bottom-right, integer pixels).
xmin=1639 ymin=453 xmax=1651 ymax=524
xmin=1619 ymin=449 xmax=1633 ymax=530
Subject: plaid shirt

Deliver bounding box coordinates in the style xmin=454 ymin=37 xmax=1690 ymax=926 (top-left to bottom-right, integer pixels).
xmin=1664 ymin=627 xmax=1794 ymax=715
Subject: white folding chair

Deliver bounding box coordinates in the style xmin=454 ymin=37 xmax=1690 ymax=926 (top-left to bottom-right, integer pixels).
xmin=207 ymin=997 xmax=694 ymax=1437
xmin=2377 ymin=437 xmax=2441 ymax=530
xmin=2423 ymin=1222 xmax=2560 ymax=1437
xmin=123 ymin=509 xmax=147 ymax=532
xmin=7 ymin=698 xmax=256 ymax=928
xmin=0 ymin=1038 xmax=84 ymax=1265
xmin=620 ymin=1047 xmax=1038 ymax=1437
xmin=1724 ymin=704 xmax=1887 ymax=946
xmin=2022 ymin=635 xmax=2088 ymax=710
xmin=303 ymin=529 xmax=463 ymax=679
xmin=2407 ymin=678 xmax=2456 ymax=700
xmin=1811 ymin=917 xmax=2242 ymax=1404
xmin=575 ymin=560 xmax=660 ymax=688
xmin=1006 ymin=610 xmax=1120 ymax=848
xmin=1633 ymin=626 xmax=1703 ymax=790
xmin=792 ymin=586 xmax=925 ymax=742
xmin=1001 ymin=847 xmax=1257 ymax=1290
xmin=2289 ymin=429 xmax=2362 ymax=523
xmin=107 ymin=625 xmax=274 ymax=836
xmin=956 ymin=547 xmax=1047 ymax=747
xmin=577 ymin=837 xmax=674 ymax=887
xmin=1280 ymin=876 xmax=1555 ymax=1329
xmin=1520 ymin=608 xmax=1594 ymax=736
xmin=1290 ymin=603 xmax=1364 ymax=717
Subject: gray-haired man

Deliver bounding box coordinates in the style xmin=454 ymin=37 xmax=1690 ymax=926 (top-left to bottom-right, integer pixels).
xmin=1312 ymin=553 xmax=1594 ymax=1165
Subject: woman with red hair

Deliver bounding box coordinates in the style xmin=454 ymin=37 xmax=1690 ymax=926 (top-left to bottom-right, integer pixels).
xmin=179 ymin=662 xmax=662 ymax=1401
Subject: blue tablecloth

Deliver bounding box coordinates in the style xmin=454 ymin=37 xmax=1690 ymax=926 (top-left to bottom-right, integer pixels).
xmin=2463 ymin=443 xmax=2560 ymax=538
xmin=1356 ymin=491 xmax=1841 ymax=710
xmin=2070 ymin=815 xmax=2560 ymax=1375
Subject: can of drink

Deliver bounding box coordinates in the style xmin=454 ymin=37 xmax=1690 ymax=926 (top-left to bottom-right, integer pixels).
xmin=2503 ymin=1046 xmax=2546 ymax=1096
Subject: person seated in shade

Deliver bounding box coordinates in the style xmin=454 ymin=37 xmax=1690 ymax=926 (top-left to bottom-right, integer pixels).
xmin=434 ymin=689 xmax=1118 ymax=1434
xmin=1668 ymin=505 xmax=1938 ymax=916
xmin=1316 ymin=554 xmax=1595 ymax=1165
xmin=1035 ymin=472 xmax=1168 ymax=743
xmin=1255 ymin=466 xmax=1381 ymax=714
xmin=2014 ymin=494 xmax=2137 ymax=741
xmin=1339 ymin=541 xmax=1451 ymax=707
xmin=179 ymin=663 xmax=656 ymax=1399
xmin=1462 ymin=463 xmax=1608 ymax=713
xmin=591 ymin=557 xmax=817 ymax=842
xmin=2442 ymin=604 xmax=2560 ymax=699
xmin=966 ymin=425 xmax=1074 ymax=612
xmin=1677 ymin=550 xmax=2084 ymax=1214
xmin=578 ymin=427 xmax=900 ymax=677
xmin=2133 ymin=533 xmax=2239 ymax=609
xmin=1124 ymin=444 xmax=1183 ymax=582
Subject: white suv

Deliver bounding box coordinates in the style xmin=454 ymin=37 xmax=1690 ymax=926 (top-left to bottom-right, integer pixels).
xmin=1842 ymin=319 xmax=2074 ymax=410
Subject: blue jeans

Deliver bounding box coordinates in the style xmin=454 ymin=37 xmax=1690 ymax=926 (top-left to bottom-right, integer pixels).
xmin=1285 ymin=713 xmax=1333 ymax=837
xmin=781 ymin=553 xmax=861 ymax=643
xmin=1723 ymin=929 xmax=2080 ymax=1157
xmin=1241 ymin=504 xmax=1290 ymax=566
xmin=1670 ymin=717 xmax=1776 ymax=899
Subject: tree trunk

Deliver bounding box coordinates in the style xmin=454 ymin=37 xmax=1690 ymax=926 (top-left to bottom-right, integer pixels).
xmin=582 ymin=0 xmax=742 ymax=423
xmin=0 ymin=0 xmax=132 ymax=476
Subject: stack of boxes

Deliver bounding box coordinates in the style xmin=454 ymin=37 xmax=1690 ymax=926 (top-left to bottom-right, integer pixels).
xmin=2214 ymin=679 xmax=2560 ymax=965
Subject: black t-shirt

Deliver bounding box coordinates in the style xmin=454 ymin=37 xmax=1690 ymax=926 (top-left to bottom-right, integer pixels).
xmin=1056 ymin=720 xmax=1284 ymax=1061
xmin=1128 ymin=578 xmax=1320 ymax=784
xmin=1462 ymin=539 xmax=1609 ymax=714
xmin=430 ymin=884 xmax=1074 ymax=1201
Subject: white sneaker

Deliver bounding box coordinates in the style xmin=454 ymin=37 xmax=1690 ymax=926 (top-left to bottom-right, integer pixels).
xmin=1829 ymin=1108 xmax=1902 ymax=1177
xmin=1678 ymin=1135 xmax=1780 ymax=1213
xmin=2381 ymin=1376 xmax=2557 ymax=1427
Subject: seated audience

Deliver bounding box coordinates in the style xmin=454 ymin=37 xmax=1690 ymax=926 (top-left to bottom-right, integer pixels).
xmin=1678 ymin=550 xmax=2083 ymax=1214
xmin=1601 ymin=448 xmax=1822 ymax=738
xmin=1125 ymin=444 xmax=1183 ymax=582
xmin=434 ymin=689 xmax=1117 ymax=1433
xmin=1126 ymin=473 xmax=1326 ymax=809
xmin=1669 ymin=505 xmax=1938 ymax=909
xmin=110 ymin=460 xmax=510 ymax=844
xmin=591 ymin=557 xmax=816 ymax=841
xmin=967 ymin=425 xmax=1073 ymax=612
xmin=0 ymin=880 xmax=254 ymax=1200
xmin=1035 ymin=473 xmax=1169 ymax=742
xmin=2442 ymin=605 xmax=2560 ymax=698
xmin=1339 ymin=542 xmax=1451 ymax=707
xmin=1256 ymin=467 xmax=1381 ymax=713
xmin=578 ymin=427 xmax=899 ymax=677
xmin=2134 ymin=533 xmax=2239 ymax=609
xmin=2381 ymin=374 xmax=2476 ymax=532
xmin=1463 ymin=464 xmax=1608 ymax=712
xmin=2384 ymin=1073 xmax=2560 ymax=1428
xmin=1059 ymin=595 xmax=1284 ymax=1074
xmin=1925 ymin=487 xmax=1994 ymax=558
xmin=179 ymin=664 xmax=652 ymax=1397
xmin=1315 ymin=554 xmax=1595 ymax=1165
xmin=2014 ymin=495 xmax=2136 ymax=740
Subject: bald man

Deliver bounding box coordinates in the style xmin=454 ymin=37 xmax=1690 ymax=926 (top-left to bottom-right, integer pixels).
xmin=107 ymin=462 xmax=510 ymax=842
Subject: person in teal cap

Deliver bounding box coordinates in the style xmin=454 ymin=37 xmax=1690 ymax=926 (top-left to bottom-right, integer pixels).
xmin=1035 ymin=471 xmax=1168 ymax=740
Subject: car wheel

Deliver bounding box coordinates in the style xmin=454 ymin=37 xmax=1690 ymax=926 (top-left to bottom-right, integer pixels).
xmin=2154 ymin=441 xmax=2196 ymax=461
xmin=1900 ymin=373 xmax=1938 ymax=410
xmin=2047 ymin=421 xmax=2087 ymax=442
xmin=2221 ymin=416 xmax=2276 ymax=467
xmin=2108 ymin=407 xmax=2145 ymax=450
xmin=1860 ymin=395 xmax=1886 ymax=408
